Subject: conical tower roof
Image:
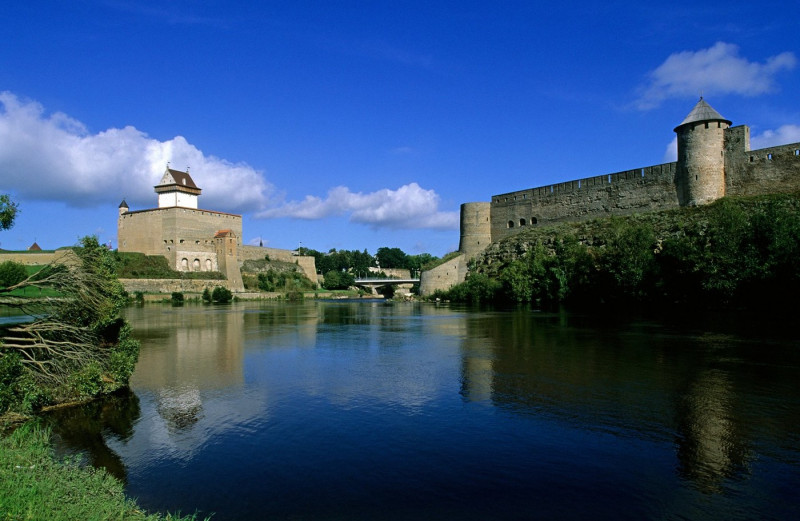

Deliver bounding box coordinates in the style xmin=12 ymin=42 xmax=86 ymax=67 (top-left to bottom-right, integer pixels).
xmin=674 ymin=97 xmax=731 ymax=131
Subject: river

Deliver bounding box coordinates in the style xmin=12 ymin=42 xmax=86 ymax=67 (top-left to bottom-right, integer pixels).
xmin=46 ymin=300 xmax=800 ymax=520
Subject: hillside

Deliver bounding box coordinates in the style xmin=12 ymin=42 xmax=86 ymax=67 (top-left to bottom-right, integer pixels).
xmin=437 ymin=193 xmax=800 ymax=310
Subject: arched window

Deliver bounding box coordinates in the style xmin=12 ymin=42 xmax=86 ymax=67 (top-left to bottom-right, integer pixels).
xmin=531 ymin=217 xmax=538 ymax=225
xmin=181 ymin=258 xmax=189 ymax=270
xmin=193 ymin=259 xmax=201 ymax=271
xmin=205 ymin=259 xmax=212 ymax=271
xmin=519 ymin=218 xmax=527 ymax=226
xmin=507 ymin=220 xmax=514 ymax=228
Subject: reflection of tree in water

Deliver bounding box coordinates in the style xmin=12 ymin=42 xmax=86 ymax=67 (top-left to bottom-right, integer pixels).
xmin=156 ymin=387 xmax=203 ymax=432
xmin=45 ymin=390 xmax=141 ymax=482
xmin=675 ymin=368 xmax=751 ymax=494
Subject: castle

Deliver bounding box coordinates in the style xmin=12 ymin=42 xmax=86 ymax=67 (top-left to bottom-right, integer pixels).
xmin=118 ymin=167 xmax=317 ymax=291
xmin=419 ymin=98 xmax=800 ymax=295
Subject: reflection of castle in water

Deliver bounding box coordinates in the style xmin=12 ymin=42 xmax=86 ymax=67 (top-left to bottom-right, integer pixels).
xmin=454 ymin=312 xmax=791 ymax=493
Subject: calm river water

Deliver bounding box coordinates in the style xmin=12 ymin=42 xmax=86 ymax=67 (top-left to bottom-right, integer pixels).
xmin=47 ymin=300 xmax=800 ymax=520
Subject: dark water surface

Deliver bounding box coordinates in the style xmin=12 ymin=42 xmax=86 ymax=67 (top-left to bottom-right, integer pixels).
xmin=47 ymin=301 xmax=800 ymax=520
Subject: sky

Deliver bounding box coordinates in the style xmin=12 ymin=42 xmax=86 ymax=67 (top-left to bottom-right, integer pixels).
xmin=1 ymin=1 xmax=799 ymax=257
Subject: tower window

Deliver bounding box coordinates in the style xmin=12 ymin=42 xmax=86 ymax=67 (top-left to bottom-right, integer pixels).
xmin=750 ymin=156 xmax=754 ymax=162
xmin=519 ymin=218 xmax=527 ymax=226
xmin=767 ymin=153 xmax=773 ymax=160
xmin=705 ymin=122 xmax=709 ymax=129
xmin=507 ymin=220 xmax=514 ymax=228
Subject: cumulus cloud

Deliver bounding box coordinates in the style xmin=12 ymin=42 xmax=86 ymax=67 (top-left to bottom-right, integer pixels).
xmin=751 ymin=124 xmax=800 ymax=150
xmin=637 ymin=42 xmax=796 ymax=109
xmin=0 ymin=91 xmax=457 ymax=231
xmin=259 ymin=183 xmax=459 ymax=230
xmin=0 ymin=91 xmax=275 ymax=212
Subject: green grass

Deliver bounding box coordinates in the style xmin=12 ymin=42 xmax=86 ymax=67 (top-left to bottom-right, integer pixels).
xmin=0 ymin=423 xmax=208 ymax=521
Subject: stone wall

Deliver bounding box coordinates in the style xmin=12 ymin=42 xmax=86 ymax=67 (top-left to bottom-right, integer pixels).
xmin=490 ymin=162 xmax=679 ymax=243
xmin=419 ymin=254 xmax=467 ymax=296
xmin=118 ymin=207 xmax=242 ymax=270
xmin=119 ymin=278 xmax=226 ymax=295
xmin=727 ymin=141 xmax=800 ymax=197
xmin=0 ymin=249 xmax=80 ymax=266
xmin=239 ymin=245 xmax=318 ymax=286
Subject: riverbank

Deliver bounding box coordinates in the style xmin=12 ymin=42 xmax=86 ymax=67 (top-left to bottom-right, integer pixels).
xmin=0 ymin=423 xmax=207 ymax=521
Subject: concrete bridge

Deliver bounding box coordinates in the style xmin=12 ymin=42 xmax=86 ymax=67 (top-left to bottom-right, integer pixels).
xmin=354 ymin=277 xmax=420 ymax=293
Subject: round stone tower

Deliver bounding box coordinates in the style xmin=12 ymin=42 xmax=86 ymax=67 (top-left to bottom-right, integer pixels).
xmin=674 ymin=98 xmax=732 ymax=206
xmin=459 ymin=202 xmax=492 ymax=258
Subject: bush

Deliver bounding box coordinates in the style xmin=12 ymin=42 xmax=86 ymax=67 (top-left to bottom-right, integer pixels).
xmin=0 ymin=260 xmax=27 ymax=288
xmin=322 ymin=270 xmax=355 ymax=290
xmin=202 ymin=287 xmax=212 ymax=303
xmin=211 ymin=286 xmax=232 ymax=303
xmin=170 ymin=292 xmax=184 ymax=306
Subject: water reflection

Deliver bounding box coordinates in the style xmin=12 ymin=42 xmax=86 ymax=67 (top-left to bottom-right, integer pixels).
xmin=45 ymin=390 xmax=140 ymax=482
xmin=44 ymin=302 xmax=800 ymax=520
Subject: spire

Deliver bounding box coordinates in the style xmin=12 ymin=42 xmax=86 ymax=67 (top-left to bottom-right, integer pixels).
xmin=674 ymin=97 xmax=731 ymax=131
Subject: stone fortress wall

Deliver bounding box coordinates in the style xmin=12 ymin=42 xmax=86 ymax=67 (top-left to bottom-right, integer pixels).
xmin=420 ymin=99 xmax=800 ymax=296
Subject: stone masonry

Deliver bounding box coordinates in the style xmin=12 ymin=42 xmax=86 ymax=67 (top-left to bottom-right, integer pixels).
xmin=420 ymin=99 xmax=800 ymax=295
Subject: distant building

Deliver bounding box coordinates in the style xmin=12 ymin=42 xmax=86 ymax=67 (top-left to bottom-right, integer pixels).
xmin=420 ymin=98 xmax=800 ymax=295
xmin=27 ymin=241 xmax=42 ymax=251
xmin=118 ymin=167 xmax=317 ymax=291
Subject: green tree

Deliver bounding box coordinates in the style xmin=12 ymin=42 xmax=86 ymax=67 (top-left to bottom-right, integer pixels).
xmin=322 ymin=270 xmax=355 ymax=290
xmin=0 ymin=260 xmax=28 ymax=288
xmin=0 ymin=236 xmax=140 ymax=413
xmin=376 ymin=247 xmax=408 ymax=269
xmin=0 ymin=194 xmax=19 ymax=231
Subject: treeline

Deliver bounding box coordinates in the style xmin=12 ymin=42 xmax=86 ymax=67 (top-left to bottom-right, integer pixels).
xmin=433 ymin=194 xmax=800 ymax=311
xmin=298 ymin=246 xmax=439 ymax=274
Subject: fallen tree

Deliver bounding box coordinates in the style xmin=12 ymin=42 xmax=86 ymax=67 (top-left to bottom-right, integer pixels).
xmin=1 ymin=236 xmax=140 ymax=415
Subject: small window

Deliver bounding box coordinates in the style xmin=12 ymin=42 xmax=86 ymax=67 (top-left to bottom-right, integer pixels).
xmin=531 ymin=217 xmax=538 ymax=225
xmin=507 ymin=220 xmax=514 ymax=228
xmin=795 ymin=149 xmax=799 ymax=156
xmin=704 ymin=122 xmax=709 ymax=129
xmin=519 ymin=218 xmax=527 ymax=226
xmin=750 ymin=156 xmax=754 ymax=162
xmin=767 ymin=153 xmax=773 ymax=160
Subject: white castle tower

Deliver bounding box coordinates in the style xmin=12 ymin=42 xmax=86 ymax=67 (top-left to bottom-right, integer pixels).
xmin=155 ymin=167 xmax=202 ymax=209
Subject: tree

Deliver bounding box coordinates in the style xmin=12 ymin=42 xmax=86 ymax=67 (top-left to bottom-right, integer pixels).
xmin=0 ymin=194 xmax=19 ymax=231
xmin=0 ymin=236 xmax=140 ymax=412
xmin=376 ymin=247 xmax=408 ymax=269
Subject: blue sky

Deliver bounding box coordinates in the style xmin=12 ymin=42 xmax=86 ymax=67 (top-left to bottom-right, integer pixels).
xmin=1 ymin=1 xmax=798 ymax=256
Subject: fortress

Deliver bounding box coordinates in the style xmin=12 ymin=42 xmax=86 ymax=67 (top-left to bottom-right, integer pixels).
xmin=118 ymin=167 xmax=317 ymax=291
xmin=420 ymin=98 xmax=800 ymax=295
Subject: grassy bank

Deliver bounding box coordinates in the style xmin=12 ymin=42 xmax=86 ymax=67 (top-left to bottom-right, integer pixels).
xmin=0 ymin=423 xmax=205 ymax=521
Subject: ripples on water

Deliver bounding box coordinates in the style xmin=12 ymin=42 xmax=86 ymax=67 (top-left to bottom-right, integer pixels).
xmin=45 ymin=301 xmax=800 ymax=520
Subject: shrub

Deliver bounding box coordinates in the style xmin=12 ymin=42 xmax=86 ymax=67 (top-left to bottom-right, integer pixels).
xmin=202 ymin=287 xmax=212 ymax=303
xmin=211 ymin=286 xmax=232 ymax=303
xmin=170 ymin=292 xmax=184 ymax=306
xmin=0 ymin=260 xmax=27 ymax=288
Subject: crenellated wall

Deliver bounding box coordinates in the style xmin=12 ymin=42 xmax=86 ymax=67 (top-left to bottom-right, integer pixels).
xmin=490 ymin=162 xmax=679 ymax=243
xmin=420 ymin=110 xmax=800 ymax=296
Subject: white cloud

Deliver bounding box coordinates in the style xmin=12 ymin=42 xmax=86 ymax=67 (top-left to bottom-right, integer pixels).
xmin=637 ymin=42 xmax=796 ymax=109
xmin=751 ymin=125 xmax=800 ymax=150
xmin=663 ymin=136 xmax=678 ymax=163
xmin=0 ymin=91 xmax=458 ymax=232
xmin=0 ymin=91 xmax=276 ymax=212
xmin=259 ymin=183 xmax=459 ymax=230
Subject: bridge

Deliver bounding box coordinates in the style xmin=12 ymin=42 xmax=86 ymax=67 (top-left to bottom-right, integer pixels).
xmin=353 ymin=277 xmax=420 ymax=293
